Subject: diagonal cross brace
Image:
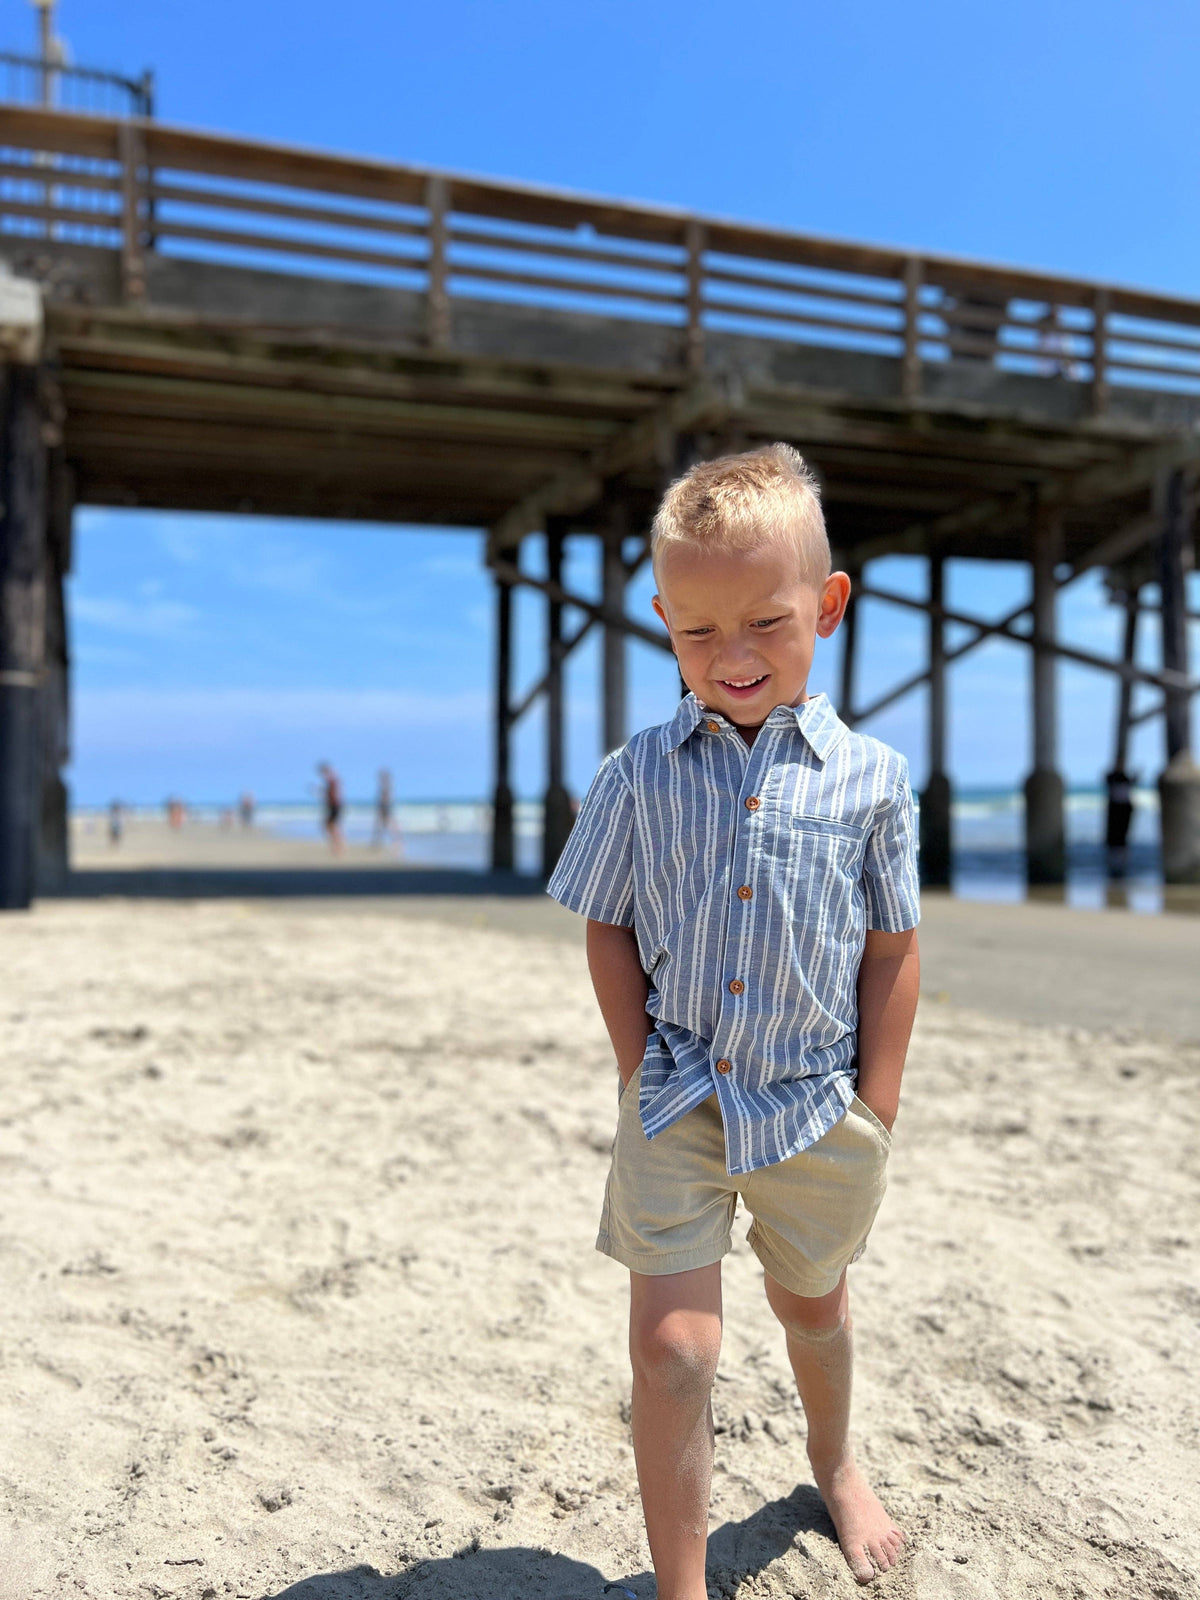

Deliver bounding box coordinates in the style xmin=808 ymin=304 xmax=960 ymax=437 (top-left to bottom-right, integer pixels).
xmin=485 ymin=376 xmax=735 ymax=563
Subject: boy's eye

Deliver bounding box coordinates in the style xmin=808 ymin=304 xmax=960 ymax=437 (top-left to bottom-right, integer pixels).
xmin=682 ymin=626 xmax=714 ymax=637
xmin=751 ymin=616 xmax=784 ymax=629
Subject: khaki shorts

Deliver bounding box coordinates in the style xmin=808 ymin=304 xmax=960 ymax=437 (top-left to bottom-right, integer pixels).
xmin=596 ymin=1065 xmax=892 ymax=1298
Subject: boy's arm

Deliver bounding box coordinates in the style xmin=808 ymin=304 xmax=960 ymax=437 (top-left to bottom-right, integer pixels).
xmin=586 ymin=919 xmax=653 ymax=1089
xmin=854 ymin=927 xmax=920 ymax=1133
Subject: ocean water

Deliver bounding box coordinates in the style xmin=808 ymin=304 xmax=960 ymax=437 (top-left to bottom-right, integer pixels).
xmin=77 ymin=787 xmax=1182 ymax=913
xmin=261 ymin=786 xmax=1173 ymax=914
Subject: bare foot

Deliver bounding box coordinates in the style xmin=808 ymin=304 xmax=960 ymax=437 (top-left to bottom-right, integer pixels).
xmin=811 ymin=1453 xmax=905 ymax=1583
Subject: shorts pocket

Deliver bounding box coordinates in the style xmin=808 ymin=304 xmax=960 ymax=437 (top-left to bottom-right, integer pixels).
xmin=851 ymin=1093 xmax=893 ymax=1150
xmin=618 ymin=1060 xmax=643 ymax=1104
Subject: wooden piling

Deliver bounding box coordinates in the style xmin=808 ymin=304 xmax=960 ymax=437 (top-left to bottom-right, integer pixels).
xmin=490 ymin=558 xmax=515 ymax=873
xmin=0 ymin=364 xmax=48 ymax=910
xmin=36 ymin=450 xmax=72 ymax=893
xmin=542 ymin=517 xmax=574 ymax=876
xmin=839 ymin=560 xmax=861 ymax=728
xmin=1156 ymin=469 xmax=1200 ymax=883
xmin=1023 ymin=498 xmax=1066 ymax=884
xmin=919 ymin=553 xmax=952 ymax=886
xmin=602 ymin=500 xmax=628 ymax=753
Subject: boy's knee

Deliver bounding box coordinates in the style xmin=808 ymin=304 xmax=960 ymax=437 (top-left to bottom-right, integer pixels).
xmin=764 ymin=1271 xmax=851 ymax=1342
xmin=630 ymin=1313 xmax=720 ymax=1398
xmin=778 ymin=1313 xmax=850 ymax=1345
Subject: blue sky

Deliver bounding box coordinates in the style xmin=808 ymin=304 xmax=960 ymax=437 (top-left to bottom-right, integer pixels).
xmin=24 ymin=0 xmax=1198 ymax=803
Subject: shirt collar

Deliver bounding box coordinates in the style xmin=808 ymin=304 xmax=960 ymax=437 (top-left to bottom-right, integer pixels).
xmin=659 ymin=690 xmax=848 ymax=763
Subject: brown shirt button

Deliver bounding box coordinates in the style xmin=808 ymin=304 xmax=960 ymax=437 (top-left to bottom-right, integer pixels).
xmin=728 ymin=979 xmax=745 ymax=995
xmin=745 ymin=795 xmax=761 ymax=811
xmin=737 ymin=885 xmax=753 ymax=900
xmin=716 ymin=1058 xmax=732 ymax=1074
xmin=705 ymin=719 xmax=720 ymax=733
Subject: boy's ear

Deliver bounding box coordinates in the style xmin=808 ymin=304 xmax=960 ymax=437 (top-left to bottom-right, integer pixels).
xmin=816 ymin=572 xmax=852 ymax=638
xmin=651 ymin=593 xmax=669 ymax=629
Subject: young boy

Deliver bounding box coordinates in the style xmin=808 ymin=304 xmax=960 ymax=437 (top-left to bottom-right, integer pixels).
xmin=546 ymin=445 xmax=921 ymax=1594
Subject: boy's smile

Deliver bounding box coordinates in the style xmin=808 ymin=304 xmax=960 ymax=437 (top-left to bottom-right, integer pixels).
xmin=652 ymin=542 xmax=851 ymax=733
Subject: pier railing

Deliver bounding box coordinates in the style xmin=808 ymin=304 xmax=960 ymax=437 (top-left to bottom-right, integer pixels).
xmin=0 ymin=54 xmax=152 ymax=119
xmin=3 ymin=104 xmax=1200 ymax=406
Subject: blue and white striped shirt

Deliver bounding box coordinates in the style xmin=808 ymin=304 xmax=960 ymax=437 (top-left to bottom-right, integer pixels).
xmin=547 ymin=691 xmax=920 ymax=1175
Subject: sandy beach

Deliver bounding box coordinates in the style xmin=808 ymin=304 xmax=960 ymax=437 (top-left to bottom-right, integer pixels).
xmin=1 ymin=890 xmax=1197 ymax=1600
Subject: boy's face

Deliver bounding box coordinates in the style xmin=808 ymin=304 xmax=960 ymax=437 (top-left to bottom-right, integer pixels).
xmin=652 ymin=540 xmax=851 ymax=726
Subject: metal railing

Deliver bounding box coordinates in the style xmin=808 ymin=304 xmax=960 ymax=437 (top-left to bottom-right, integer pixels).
xmin=2 ymin=105 xmax=1200 ymax=406
xmin=0 ymin=53 xmax=152 ymax=119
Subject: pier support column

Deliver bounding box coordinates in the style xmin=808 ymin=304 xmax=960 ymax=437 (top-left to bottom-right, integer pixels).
xmin=490 ymin=553 xmax=515 ymax=873
xmin=35 ymin=452 xmax=71 ymax=894
xmin=1104 ymin=580 xmax=1139 ymax=872
xmin=602 ymin=499 xmax=628 ymax=754
xmin=839 ymin=559 xmax=861 ymax=728
xmin=0 ymin=362 xmax=49 ymax=911
xmin=1023 ymin=500 xmax=1066 ymax=884
xmin=1156 ymin=468 xmax=1200 ymax=884
xmin=542 ymin=517 xmax=574 ymax=877
xmin=919 ymin=553 xmax=952 ymax=886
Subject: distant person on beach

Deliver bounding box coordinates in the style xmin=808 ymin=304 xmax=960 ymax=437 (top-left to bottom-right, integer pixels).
xmin=548 ymin=446 xmax=920 ymax=1590
xmin=1105 ymin=767 xmax=1136 ymax=875
xmin=107 ymin=800 xmax=123 ymax=847
xmin=372 ymin=768 xmax=400 ymax=852
xmin=317 ymin=762 xmax=344 ymax=855
xmin=238 ymin=791 xmax=256 ymax=828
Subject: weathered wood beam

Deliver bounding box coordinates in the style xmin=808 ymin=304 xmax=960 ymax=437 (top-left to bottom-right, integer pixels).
xmin=61 ymin=368 xmax=625 ymax=449
xmin=486 ymin=377 xmax=731 ymax=559
xmin=52 ymin=333 xmax=678 ymax=418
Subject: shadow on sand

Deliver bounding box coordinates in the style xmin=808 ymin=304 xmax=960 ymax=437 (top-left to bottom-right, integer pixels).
xmin=46 ymin=867 xmax=546 ymax=900
xmin=268 ymin=1483 xmax=838 ymax=1598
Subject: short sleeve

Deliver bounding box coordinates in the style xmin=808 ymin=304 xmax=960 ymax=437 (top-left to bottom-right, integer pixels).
xmin=545 ymin=750 xmax=636 ymax=926
xmin=862 ymin=755 xmax=921 ymax=932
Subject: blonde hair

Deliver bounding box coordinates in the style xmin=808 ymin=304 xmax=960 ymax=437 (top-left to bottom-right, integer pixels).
xmin=650 ymin=443 xmax=830 ymax=588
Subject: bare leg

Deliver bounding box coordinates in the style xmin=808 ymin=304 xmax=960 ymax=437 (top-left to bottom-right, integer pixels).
xmin=763 ymin=1269 xmax=904 ymax=1584
xmin=628 ymin=1263 xmax=723 ymax=1600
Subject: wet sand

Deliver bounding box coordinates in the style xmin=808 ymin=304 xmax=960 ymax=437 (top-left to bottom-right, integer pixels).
xmin=0 ymin=893 xmax=1197 ymax=1599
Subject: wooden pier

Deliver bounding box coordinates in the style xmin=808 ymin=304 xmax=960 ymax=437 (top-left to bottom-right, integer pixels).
xmin=0 ymin=102 xmax=1198 ymax=907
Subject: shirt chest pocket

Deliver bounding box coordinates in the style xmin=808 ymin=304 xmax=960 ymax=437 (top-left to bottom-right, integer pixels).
xmin=789 ymin=813 xmax=869 ymax=873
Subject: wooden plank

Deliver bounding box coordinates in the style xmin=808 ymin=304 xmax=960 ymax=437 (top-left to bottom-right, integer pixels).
xmin=451 ymin=259 xmax=683 ymax=307
xmin=703 ymin=296 xmax=902 ymax=340
xmin=53 ymin=334 xmax=670 ymax=418
xmin=0 ymin=195 xmax=119 ymax=229
xmin=705 ymin=262 xmax=900 ymax=308
xmin=451 ymin=221 xmax=682 ymax=275
xmin=153 ymin=218 xmax=425 ymax=273
xmin=0 ymin=158 xmax=119 ymax=191
xmin=60 ymin=369 xmax=624 ymax=447
xmin=151 ymin=180 xmax=427 ymax=239
xmin=1105 ymin=354 xmax=1200 ymax=382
